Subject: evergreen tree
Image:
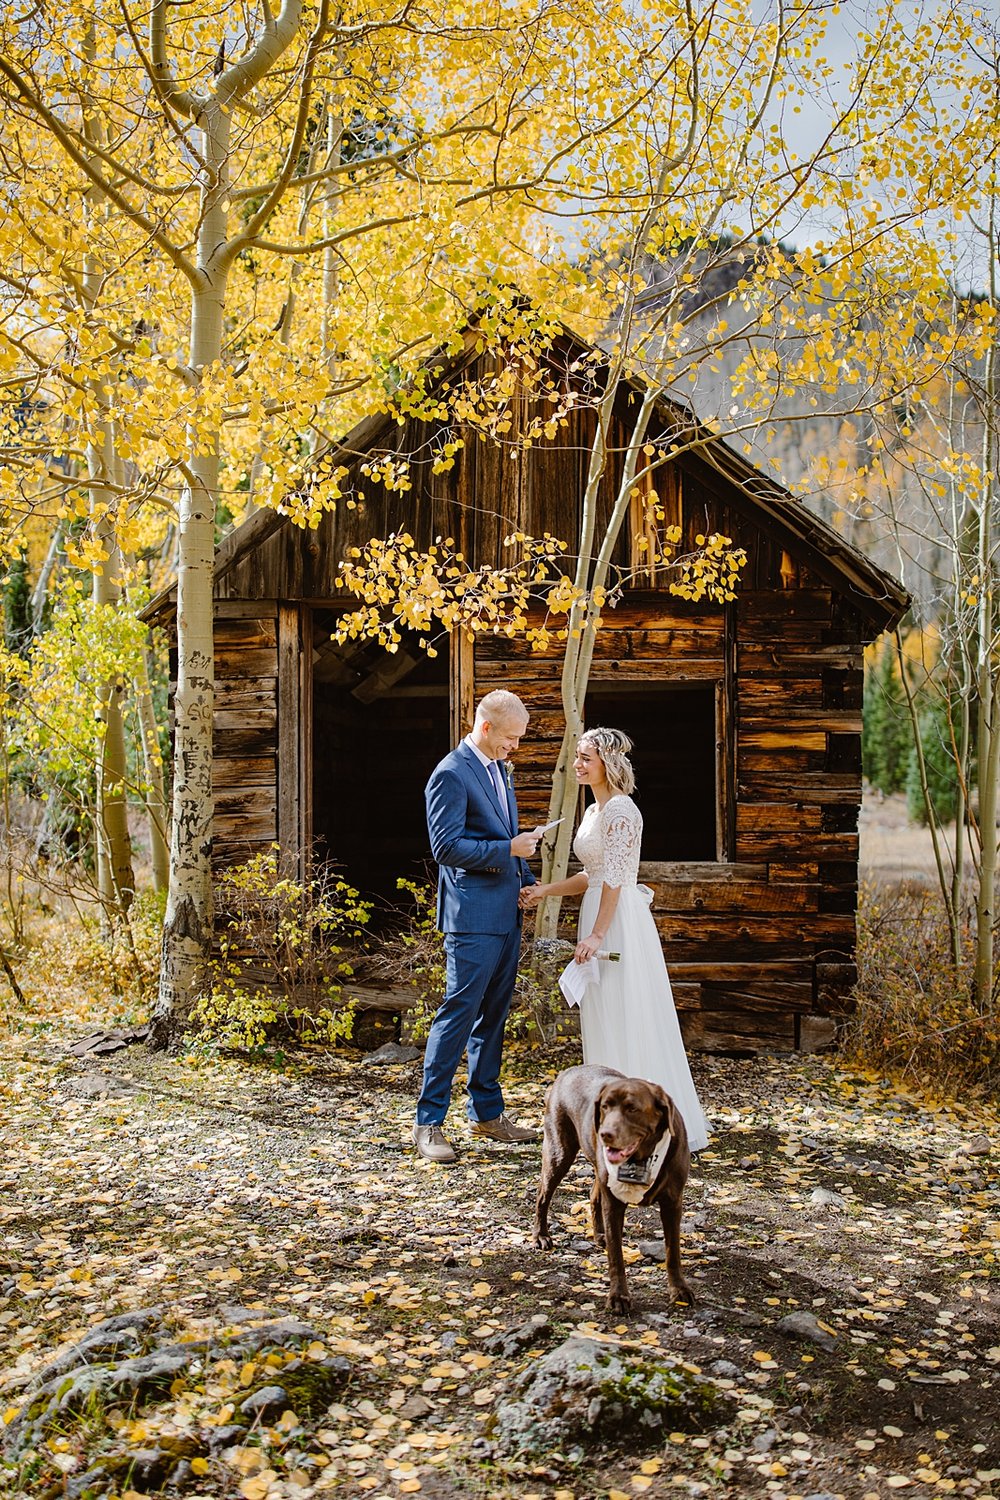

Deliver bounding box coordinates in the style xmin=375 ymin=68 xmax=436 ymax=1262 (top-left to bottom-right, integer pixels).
xmin=863 ymin=645 xmax=912 ymax=794
xmin=906 ymin=687 xmax=961 ymax=826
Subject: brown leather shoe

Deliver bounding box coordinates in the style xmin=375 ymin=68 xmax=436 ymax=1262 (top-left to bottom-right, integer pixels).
xmin=471 ymin=1112 xmax=538 ymax=1143
xmin=411 ymin=1123 xmax=457 ymax=1162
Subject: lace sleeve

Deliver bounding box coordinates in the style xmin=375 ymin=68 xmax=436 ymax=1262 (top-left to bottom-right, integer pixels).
xmin=601 ymin=798 xmax=643 ymax=887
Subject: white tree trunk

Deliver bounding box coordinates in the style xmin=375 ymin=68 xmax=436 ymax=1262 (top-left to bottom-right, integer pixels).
xmin=974 ymin=301 xmax=999 ymax=1010
xmin=134 ymin=639 xmax=170 ymax=895
xmin=151 ymin=101 xmax=231 ymax=1042
xmin=537 ymin=389 xmax=657 ymax=936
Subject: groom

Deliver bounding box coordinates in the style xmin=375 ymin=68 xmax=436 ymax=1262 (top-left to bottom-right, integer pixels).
xmin=413 ymin=689 xmax=541 ymax=1162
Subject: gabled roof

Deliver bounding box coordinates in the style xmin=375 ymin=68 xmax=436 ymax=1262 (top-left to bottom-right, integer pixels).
xmin=142 ymin=319 xmax=909 ymax=632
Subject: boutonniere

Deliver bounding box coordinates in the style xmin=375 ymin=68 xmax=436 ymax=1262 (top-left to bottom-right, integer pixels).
xmin=503 ymin=761 xmax=515 ymax=789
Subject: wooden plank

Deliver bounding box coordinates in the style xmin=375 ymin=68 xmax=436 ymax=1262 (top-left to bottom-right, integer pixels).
xmin=453 ymin=630 xmax=475 ymax=743
xmin=213 ymin=756 xmax=277 ymax=790
xmin=640 ymin=860 xmax=766 ymax=882
xmin=475 ymin=624 xmax=727 ymax=659
xmin=213 ymin=707 xmax=277 ymax=732
xmin=738 ymin=772 xmax=861 ymax=804
xmin=214 ymin=681 xmax=277 ymax=709
xmin=722 ymin=602 xmax=737 ymax=860
xmin=214 ymin=618 xmax=278 ymax=648
xmin=668 ymin=959 xmax=812 ymax=982
xmin=299 ymin=604 xmax=313 ymax=860
xmin=682 ymin=1009 xmax=797 ymax=1052
xmin=216 ymin=647 xmax=278 ymax=680
xmin=477 ymin=658 xmax=723 ymax=683
xmin=215 ymin=600 xmax=279 ymax=619
xmin=738 ymin=677 xmax=824 ymax=709
xmin=767 ymin=862 xmax=820 ymax=880
xmin=216 ymin=787 xmax=277 ymax=819
xmin=701 ymin=980 xmax=814 ymax=1012
xmin=741 ymin=711 xmax=863 ymax=733
xmin=738 ymin=644 xmax=862 ymax=674
xmin=214 ymin=725 xmax=277 ymax=757
xmin=670 ymin=981 xmax=702 ymax=1011
xmin=214 ymin=810 xmax=277 ymax=841
xmin=656 ymin=913 xmax=856 ymax=944
xmin=740 ymin=590 xmax=832 ymax=619
xmin=278 ymin=603 xmax=301 ymax=873
xmin=736 ymin=803 xmax=823 ymax=832
xmin=740 ymin=619 xmax=832 ymax=645
xmin=653 ymin=881 xmax=818 ymax=913
xmin=737 ymin=833 xmax=859 ymax=861
xmin=739 ymin=730 xmax=827 ymax=751
xmin=737 ymin=748 xmax=827 ymax=773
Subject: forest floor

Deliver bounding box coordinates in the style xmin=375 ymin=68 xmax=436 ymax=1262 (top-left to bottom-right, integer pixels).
xmin=1 ymin=790 xmax=997 ymax=1500
xmin=1 ymin=989 xmax=998 ymax=1500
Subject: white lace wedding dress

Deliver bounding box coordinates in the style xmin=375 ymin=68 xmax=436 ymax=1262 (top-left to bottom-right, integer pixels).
xmin=574 ymin=794 xmax=710 ymax=1152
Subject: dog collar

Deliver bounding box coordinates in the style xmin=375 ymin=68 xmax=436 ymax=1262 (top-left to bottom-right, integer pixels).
xmin=603 ymin=1129 xmax=673 ymax=1205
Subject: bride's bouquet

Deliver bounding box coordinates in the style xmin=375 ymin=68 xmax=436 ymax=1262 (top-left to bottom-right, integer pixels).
xmin=529 ymin=936 xmax=621 ymax=1010
xmin=531 ymin=936 xmax=621 ymax=968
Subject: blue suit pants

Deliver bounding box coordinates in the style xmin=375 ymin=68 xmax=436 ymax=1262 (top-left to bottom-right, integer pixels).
xmin=416 ymin=925 xmax=521 ymax=1125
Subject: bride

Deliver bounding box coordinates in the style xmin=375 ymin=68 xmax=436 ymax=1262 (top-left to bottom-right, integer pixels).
xmin=523 ymin=727 xmax=710 ymax=1153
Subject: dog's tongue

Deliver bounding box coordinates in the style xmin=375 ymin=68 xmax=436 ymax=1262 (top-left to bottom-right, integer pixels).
xmin=605 ymin=1146 xmax=631 ymax=1165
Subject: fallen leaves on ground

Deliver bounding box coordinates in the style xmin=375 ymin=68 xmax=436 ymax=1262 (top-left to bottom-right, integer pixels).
xmin=0 ymin=999 xmax=998 ymax=1500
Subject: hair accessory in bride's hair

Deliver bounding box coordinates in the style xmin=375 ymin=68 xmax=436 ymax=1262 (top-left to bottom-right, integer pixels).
xmin=579 ymin=726 xmax=636 ymax=795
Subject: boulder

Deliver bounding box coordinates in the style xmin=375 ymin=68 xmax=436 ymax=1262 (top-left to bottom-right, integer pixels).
xmin=491 ymin=1335 xmax=723 ymax=1456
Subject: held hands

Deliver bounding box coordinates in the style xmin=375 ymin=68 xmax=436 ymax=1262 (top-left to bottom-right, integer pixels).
xmin=519 ymin=882 xmax=550 ymax=910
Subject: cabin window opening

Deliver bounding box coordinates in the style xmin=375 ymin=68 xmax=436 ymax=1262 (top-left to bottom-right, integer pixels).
xmin=584 ymin=681 xmax=719 ymax=861
xmin=310 ymin=612 xmax=450 ymax=909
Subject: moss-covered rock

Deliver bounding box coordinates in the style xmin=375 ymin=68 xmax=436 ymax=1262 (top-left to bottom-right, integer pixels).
xmin=491 ymin=1335 xmax=725 ymax=1457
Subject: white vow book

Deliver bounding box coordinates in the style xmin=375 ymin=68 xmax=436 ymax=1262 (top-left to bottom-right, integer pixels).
xmin=558 ymin=957 xmax=600 ymax=1007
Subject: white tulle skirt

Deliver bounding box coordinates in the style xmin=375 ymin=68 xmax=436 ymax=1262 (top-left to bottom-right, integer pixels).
xmin=578 ymin=883 xmax=710 ymax=1153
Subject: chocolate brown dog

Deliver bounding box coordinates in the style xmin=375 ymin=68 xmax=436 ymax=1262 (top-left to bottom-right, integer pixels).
xmin=532 ymin=1063 xmax=694 ymax=1314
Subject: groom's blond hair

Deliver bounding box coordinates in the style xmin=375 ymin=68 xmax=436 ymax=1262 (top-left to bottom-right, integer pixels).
xmin=475 ymin=689 xmax=528 ymax=727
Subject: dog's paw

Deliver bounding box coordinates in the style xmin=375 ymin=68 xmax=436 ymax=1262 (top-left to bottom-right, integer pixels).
xmin=532 ymin=1232 xmax=554 ymax=1251
xmin=671 ymin=1280 xmax=696 ymax=1307
xmin=607 ymin=1291 xmax=632 ymax=1316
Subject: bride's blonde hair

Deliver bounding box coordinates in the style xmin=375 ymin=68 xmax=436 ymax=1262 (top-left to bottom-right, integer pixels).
xmin=579 ymin=726 xmax=635 ymax=796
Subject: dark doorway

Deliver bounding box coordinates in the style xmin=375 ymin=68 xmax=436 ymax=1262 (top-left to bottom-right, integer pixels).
xmin=584 ymin=683 xmax=718 ymax=861
xmin=311 ymin=614 xmax=451 ymax=906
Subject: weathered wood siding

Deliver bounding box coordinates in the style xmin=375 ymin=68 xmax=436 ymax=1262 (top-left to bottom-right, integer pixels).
xmin=211 ymin=604 xmax=279 ymax=868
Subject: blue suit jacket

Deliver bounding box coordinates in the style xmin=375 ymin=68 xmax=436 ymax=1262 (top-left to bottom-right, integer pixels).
xmin=426 ymin=741 xmax=535 ymax=934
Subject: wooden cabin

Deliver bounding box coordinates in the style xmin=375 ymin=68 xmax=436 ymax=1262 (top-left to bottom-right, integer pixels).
xmin=144 ymin=322 xmax=908 ymax=1053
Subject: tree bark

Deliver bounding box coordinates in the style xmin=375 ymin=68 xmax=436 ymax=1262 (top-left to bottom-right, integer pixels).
xmin=151 ymin=97 xmax=231 ymax=1044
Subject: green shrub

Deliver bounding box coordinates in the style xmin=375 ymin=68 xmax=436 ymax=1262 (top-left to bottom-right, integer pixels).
xmin=190 ymin=850 xmax=373 ymax=1053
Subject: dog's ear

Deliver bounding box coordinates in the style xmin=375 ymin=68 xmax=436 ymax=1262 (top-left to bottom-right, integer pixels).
xmin=594 ymin=1085 xmax=609 ymax=1138
xmin=647 ymin=1082 xmax=674 ymax=1130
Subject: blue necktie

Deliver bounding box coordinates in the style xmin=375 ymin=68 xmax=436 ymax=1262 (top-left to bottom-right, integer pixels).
xmin=489 ymin=760 xmax=510 ymax=827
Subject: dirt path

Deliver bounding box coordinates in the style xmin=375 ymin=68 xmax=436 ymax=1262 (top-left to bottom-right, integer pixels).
xmin=859 ymin=791 xmax=976 ymax=885
xmin=1 ymin=1011 xmax=998 ymax=1500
